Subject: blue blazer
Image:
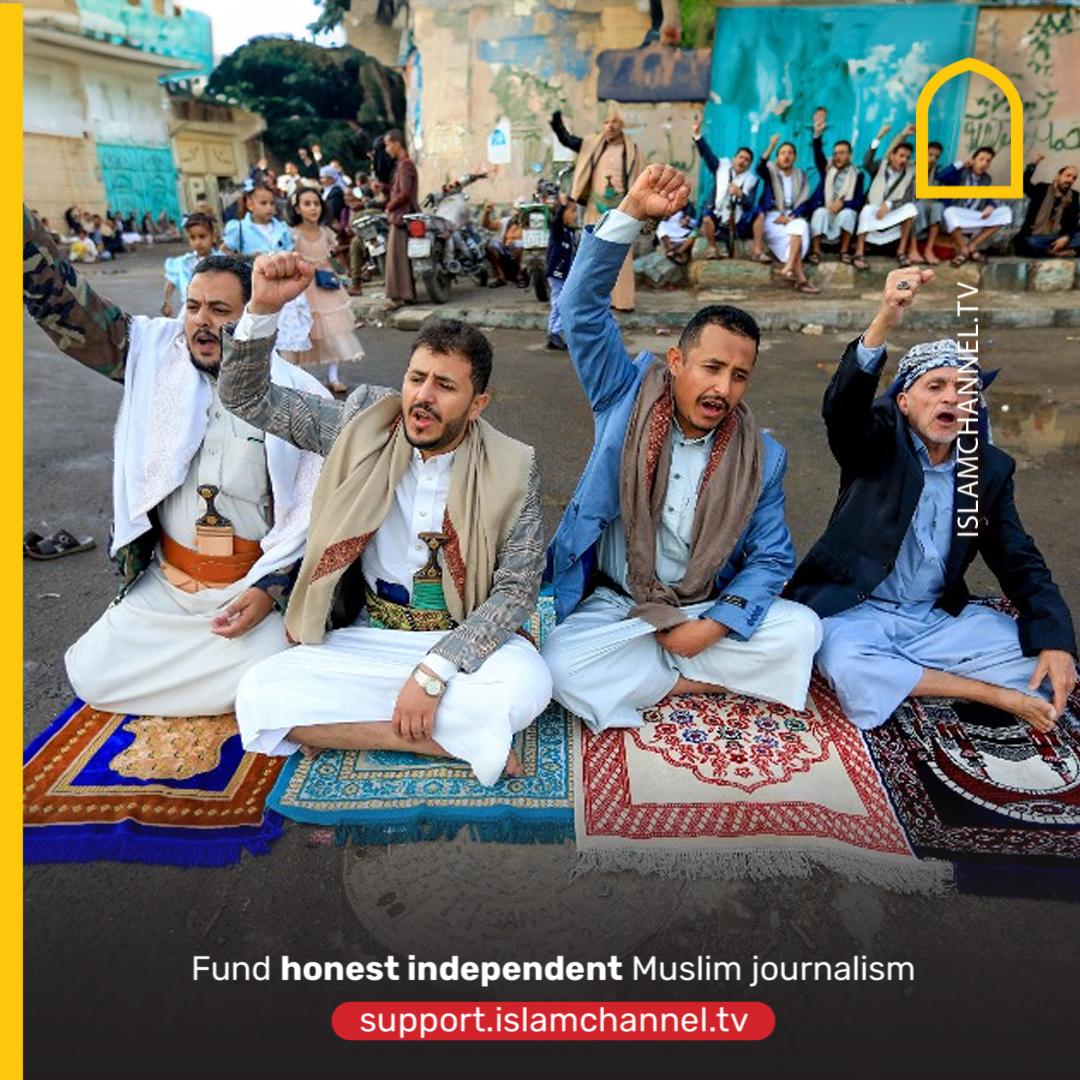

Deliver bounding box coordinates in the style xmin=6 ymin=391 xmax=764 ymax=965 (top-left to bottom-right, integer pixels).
xmin=545 ymin=228 xmax=796 ymax=639
xmin=936 ymin=164 xmax=997 ymax=209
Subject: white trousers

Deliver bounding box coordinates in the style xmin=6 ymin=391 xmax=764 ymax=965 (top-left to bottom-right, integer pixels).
xmin=234 ymin=628 xmax=553 ymax=787
xmin=810 ymin=206 xmax=857 ymax=242
xmin=763 ymin=210 xmax=810 ymax=261
xmin=857 ymin=202 xmax=918 ymax=245
xmin=65 ymin=565 xmax=289 ymax=717
xmin=542 ymin=587 xmax=822 ymax=732
xmin=943 ymin=205 xmax=1012 ymax=234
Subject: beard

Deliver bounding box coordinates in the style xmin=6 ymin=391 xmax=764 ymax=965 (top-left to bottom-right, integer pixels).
xmin=404 ymin=405 xmax=468 ymax=453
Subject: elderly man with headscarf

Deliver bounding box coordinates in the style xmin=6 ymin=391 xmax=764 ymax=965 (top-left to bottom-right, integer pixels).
xmin=787 ymin=268 xmax=1076 ymax=734
xmin=551 ymin=100 xmax=644 ymax=312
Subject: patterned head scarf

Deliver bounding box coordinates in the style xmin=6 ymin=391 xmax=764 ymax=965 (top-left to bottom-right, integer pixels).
xmin=895 ymin=339 xmax=981 ymax=393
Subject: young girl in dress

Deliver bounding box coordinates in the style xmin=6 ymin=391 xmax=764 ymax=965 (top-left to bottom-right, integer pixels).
xmin=287 ymin=184 xmax=365 ymax=395
xmin=221 ymin=180 xmax=313 ymax=359
xmin=161 ymin=212 xmax=217 ymax=317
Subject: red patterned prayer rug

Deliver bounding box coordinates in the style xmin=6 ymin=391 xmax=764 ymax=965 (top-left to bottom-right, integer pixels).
xmin=572 ymin=676 xmax=950 ymax=892
xmin=24 ymin=700 xmax=286 ymax=867
xmin=862 ymin=687 xmax=1080 ymax=900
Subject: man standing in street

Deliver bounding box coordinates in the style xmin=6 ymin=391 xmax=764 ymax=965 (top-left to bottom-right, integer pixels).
xmin=383 ymin=128 xmax=419 ymax=309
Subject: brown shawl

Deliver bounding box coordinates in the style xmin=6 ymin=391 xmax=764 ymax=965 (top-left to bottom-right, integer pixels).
xmin=284 ymin=394 xmax=533 ymax=644
xmin=570 ymin=132 xmax=644 ymax=206
xmin=620 ymin=362 xmax=764 ymax=630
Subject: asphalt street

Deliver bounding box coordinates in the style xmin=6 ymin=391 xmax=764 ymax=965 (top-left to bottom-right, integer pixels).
xmin=23 ymin=242 xmax=1080 ymax=1078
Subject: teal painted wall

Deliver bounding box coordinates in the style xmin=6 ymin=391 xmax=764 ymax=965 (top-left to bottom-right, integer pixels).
xmin=96 ymin=144 xmax=181 ymax=221
xmin=703 ymin=4 xmax=979 ymax=187
xmin=77 ymin=0 xmax=214 ymax=76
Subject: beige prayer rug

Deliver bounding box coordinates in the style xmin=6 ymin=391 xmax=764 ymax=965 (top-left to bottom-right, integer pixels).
xmin=573 ymin=675 xmax=951 ymax=892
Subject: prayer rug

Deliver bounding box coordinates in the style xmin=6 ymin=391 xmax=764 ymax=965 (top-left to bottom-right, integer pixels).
xmin=266 ymin=702 xmax=575 ymax=844
xmin=573 ymin=676 xmax=950 ymax=892
xmin=863 ymin=688 xmax=1080 ymax=900
xmin=24 ymin=700 xmax=285 ymax=867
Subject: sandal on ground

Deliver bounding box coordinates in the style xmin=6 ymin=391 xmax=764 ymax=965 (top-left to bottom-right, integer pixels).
xmin=487 ymin=279 xmax=506 ymax=288
xmin=950 ymin=252 xmax=970 ymax=267
xmin=970 ymin=251 xmax=987 ymax=264
xmin=896 ymin=253 xmax=911 ymax=268
xmin=24 ymin=528 xmax=96 ymax=560
xmin=778 ymin=267 xmax=797 ymax=281
xmin=703 ymin=248 xmax=719 ymax=260
xmin=840 ymin=253 xmax=854 ymax=265
xmin=852 ymin=256 xmax=869 ymax=270
xmin=795 ymin=281 xmax=821 ymax=294
xmin=752 ymin=252 xmax=773 ymax=264
xmin=806 ymin=252 xmax=821 ymax=265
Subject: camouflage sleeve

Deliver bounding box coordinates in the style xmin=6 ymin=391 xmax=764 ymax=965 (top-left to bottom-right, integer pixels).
xmin=23 ymin=205 xmax=130 ymax=381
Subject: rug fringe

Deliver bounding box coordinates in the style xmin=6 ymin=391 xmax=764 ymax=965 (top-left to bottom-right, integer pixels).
xmin=571 ymin=846 xmax=954 ymax=895
xmin=334 ymin=814 xmax=574 ymax=847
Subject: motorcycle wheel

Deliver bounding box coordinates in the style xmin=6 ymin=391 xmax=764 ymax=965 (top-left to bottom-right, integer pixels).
xmin=532 ymin=266 xmax=550 ymax=303
xmin=423 ymin=269 xmax=452 ymax=304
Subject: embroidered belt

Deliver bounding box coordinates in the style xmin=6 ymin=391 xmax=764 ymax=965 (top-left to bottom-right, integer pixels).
xmin=160 ymin=532 xmax=262 ymax=587
xmin=364 ymin=588 xmax=457 ymax=632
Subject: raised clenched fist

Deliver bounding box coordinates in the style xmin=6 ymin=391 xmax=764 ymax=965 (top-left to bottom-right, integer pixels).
xmin=619 ymin=163 xmax=691 ymax=223
xmin=249 ymin=251 xmax=315 ymax=315
xmin=881 ymin=266 xmax=933 ymax=319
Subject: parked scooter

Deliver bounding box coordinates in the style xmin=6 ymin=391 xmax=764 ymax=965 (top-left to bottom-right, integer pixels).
xmin=513 ymin=167 xmax=573 ymax=302
xmin=350 ymin=212 xmax=388 ymax=279
xmin=404 ymin=172 xmax=491 ymax=303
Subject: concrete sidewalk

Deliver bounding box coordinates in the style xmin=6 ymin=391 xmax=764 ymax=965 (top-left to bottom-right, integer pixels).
xmin=352 ymin=254 xmax=1080 ymax=334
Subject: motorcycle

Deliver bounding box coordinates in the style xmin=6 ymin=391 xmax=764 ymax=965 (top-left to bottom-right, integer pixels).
xmin=513 ymin=168 xmax=573 ymax=303
xmin=350 ymin=212 xmax=388 ymax=279
xmin=404 ymin=174 xmax=490 ymax=303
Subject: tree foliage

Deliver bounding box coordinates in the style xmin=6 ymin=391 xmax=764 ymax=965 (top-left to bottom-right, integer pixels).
xmin=205 ymin=36 xmax=405 ymax=168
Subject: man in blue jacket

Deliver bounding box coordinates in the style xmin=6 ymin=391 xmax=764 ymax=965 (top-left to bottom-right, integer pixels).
xmin=543 ymin=164 xmax=822 ymax=733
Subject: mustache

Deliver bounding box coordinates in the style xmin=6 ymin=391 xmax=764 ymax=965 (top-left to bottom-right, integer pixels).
xmin=191 ymin=327 xmax=220 ymax=344
xmin=410 ymin=402 xmax=441 ymax=421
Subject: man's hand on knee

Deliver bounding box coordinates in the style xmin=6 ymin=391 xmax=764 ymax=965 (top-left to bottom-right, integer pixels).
xmin=1030 ymin=649 xmax=1077 ymax=718
xmin=656 ymin=618 xmax=728 ymax=659
xmin=392 ymin=670 xmax=442 ymax=741
xmin=210 ymin=586 xmax=275 ymax=638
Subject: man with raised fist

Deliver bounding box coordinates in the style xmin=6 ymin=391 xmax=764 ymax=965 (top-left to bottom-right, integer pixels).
xmin=788 ymin=268 xmax=1076 ymax=732
xmin=219 ymin=251 xmax=551 ymax=786
xmin=543 ymin=164 xmax=822 ymax=733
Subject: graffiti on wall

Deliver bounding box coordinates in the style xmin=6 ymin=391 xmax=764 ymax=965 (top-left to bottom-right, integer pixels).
xmin=596 ymin=42 xmax=711 ymax=103
xmin=963 ymin=6 xmax=1079 ymax=175
xmin=702 ymin=3 xmax=977 ymax=189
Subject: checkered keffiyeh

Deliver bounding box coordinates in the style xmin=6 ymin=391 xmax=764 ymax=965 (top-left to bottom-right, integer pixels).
xmin=897 ymin=339 xmax=981 ymax=392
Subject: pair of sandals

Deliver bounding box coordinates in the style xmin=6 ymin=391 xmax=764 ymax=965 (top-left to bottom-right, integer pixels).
xmin=779 ymin=268 xmax=821 ymax=294
xmin=951 ymin=250 xmax=987 ymax=267
xmin=24 ymin=529 xmax=95 ymax=561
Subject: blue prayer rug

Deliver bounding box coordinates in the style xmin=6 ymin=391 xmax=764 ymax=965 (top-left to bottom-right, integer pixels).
xmin=266 ymin=702 xmax=575 ymax=845
xmin=24 ymin=700 xmax=285 ymax=868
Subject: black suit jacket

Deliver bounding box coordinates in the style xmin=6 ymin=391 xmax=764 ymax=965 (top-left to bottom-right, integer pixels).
xmin=786 ymin=340 xmax=1076 ymax=658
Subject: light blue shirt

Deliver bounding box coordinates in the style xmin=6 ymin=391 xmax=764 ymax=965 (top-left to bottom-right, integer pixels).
xmin=222 ymin=213 xmax=293 ymax=255
xmin=854 ymin=337 xmax=955 ymax=610
xmin=598 ymin=423 xmax=716 ymax=591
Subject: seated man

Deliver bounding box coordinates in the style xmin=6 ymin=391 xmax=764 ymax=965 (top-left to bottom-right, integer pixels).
xmin=908 ymin=139 xmax=945 ymax=265
xmin=754 ymin=133 xmax=819 ymax=292
xmin=939 ymin=147 xmax=1013 ymax=265
xmin=787 ymin=268 xmax=1077 ymax=732
xmin=1015 ymin=153 xmax=1079 ymax=258
xmin=219 ymin=254 xmax=551 ymax=786
xmin=808 ymin=108 xmax=864 ymax=264
xmin=692 ymin=119 xmax=760 ymax=260
xmin=853 ymin=122 xmax=918 ymax=269
xmin=543 ymin=165 xmax=822 ymax=733
xmin=657 ymin=205 xmax=696 ymax=264
xmin=22 ymin=208 xmax=325 ymax=717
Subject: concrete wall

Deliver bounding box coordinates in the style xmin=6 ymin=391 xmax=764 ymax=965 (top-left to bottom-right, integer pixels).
xmin=24 ymin=133 xmax=107 ymax=226
xmin=406 ymin=1 xmax=704 ymax=207
xmin=961 ymin=5 xmax=1079 ymax=180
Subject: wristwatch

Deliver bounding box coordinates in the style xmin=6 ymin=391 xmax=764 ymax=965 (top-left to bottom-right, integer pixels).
xmin=413 ymin=667 xmax=446 ymax=697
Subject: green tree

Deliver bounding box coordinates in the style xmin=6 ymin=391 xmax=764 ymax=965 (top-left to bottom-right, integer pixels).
xmin=205 ymin=36 xmax=405 ymax=169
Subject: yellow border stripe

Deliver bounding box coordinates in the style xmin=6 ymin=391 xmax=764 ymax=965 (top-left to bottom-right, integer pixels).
xmin=4 ymin=4 xmax=24 ymax=1076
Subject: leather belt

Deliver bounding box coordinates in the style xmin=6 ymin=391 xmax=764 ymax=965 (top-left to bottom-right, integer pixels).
xmin=160 ymin=532 xmax=261 ymax=587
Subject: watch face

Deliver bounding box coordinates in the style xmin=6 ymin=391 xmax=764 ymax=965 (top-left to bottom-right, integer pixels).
xmin=424 ymin=679 xmax=440 ymax=696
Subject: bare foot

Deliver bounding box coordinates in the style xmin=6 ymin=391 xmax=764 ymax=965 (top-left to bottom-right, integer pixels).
xmin=299 ymin=744 xmax=322 ymax=760
xmin=1000 ymin=689 xmax=1058 ymax=733
xmin=925 ymin=250 xmax=941 ymax=265
xmin=504 ymin=749 xmax=524 ymax=777
xmin=908 ymin=249 xmax=926 ymax=264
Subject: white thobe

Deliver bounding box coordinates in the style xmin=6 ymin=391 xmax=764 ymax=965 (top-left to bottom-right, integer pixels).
xmin=65 ymin=380 xmax=290 ymax=717
xmin=542 ymin=427 xmax=821 ymax=731
xmin=763 ymin=175 xmax=810 ymax=260
xmin=234 ymin=447 xmax=552 ymax=787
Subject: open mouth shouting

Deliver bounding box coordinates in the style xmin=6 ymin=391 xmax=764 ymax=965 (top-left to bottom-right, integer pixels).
xmin=409 ymin=404 xmax=441 ymax=432
xmin=191 ymin=327 xmax=220 ymax=354
xmin=697 ymin=395 xmax=729 ymax=423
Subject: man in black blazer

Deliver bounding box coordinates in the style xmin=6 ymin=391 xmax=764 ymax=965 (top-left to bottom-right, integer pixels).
xmin=787 ymin=268 xmax=1076 ymax=733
